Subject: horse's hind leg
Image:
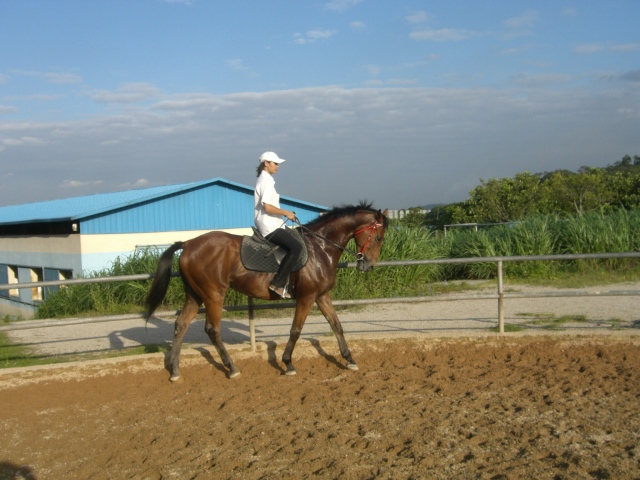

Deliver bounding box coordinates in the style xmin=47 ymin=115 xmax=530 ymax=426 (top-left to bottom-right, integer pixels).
xmin=169 ymin=293 xmax=201 ymax=382
xmin=316 ymin=293 xmax=358 ymax=370
xmin=203 ymin=293 xmax=241 ymax=379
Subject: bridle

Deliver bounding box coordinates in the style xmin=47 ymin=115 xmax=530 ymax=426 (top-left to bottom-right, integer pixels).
xmin=352 ymin=221 xmax=385 ymax=261
xmin=294 ymin=218 xmax=384 ymax=262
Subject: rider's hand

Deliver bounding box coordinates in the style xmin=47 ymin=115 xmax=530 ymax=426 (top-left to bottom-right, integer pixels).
xmin=285 ymin=211 xmax=297 ymax=222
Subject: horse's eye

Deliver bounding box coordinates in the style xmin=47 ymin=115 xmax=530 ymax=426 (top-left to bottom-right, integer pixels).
xmin=376 ymin=236 xmax=382 ymax=242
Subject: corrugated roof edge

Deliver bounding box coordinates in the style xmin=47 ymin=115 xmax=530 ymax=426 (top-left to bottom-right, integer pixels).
xmin=0 ymin=178 xmax=328 ymax=225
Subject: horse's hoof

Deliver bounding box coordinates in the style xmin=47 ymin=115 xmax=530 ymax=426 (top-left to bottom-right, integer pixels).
xmin=284 ymin=368 xmax=297 ymax=376
xmin=229 ymin=370 xmax=241 ymax=379
xmin=347 ymin=363 xmax=359 ymax=371
xmin=169 ymin=375 xmax=183 ymax=383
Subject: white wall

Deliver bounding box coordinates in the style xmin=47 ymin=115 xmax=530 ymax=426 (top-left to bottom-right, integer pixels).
xmin=79 ymin=227 xmax=253 ymax=273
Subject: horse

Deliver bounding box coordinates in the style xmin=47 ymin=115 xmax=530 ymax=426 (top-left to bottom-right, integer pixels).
xmin=145 ymin=202 xmax=388 ymax=381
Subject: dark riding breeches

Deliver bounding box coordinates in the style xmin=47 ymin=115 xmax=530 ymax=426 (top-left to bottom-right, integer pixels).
xmin=266 ymin=228 xmax=304 ymax=288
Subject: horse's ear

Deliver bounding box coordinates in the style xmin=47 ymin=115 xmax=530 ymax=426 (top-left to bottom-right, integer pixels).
xmin=377 ymin=209 xmax=388 ymax=221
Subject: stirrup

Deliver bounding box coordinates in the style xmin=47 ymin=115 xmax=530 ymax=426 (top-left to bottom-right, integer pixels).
xmin=269 ymin=284 xmax=291 ymax=299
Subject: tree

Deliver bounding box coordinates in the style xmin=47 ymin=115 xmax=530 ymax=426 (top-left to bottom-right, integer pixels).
xmin=400 ymin=207 xmax=428 ymax=228
xmin=466 ymin=172 xmax=545 ymax=222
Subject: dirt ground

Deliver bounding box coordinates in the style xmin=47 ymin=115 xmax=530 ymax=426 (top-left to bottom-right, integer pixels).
xmin=1 ymin=335 xmax=640 ymax=479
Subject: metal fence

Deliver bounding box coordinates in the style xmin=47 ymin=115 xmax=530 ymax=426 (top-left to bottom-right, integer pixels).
xmin=1 ymin=252 xmax=639 ymax=351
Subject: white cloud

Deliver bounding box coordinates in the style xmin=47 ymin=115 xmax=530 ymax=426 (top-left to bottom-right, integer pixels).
xmin=502 ymin=10 xmax=538 ymax=39
xmin=510 ymin=73 xmax=572 ymax=88
xmin=324 ymin=0 xmax=363 ymax=12
xmin=9 ymin=69 xmax=83 ymax=85
xmin=227 ymin=59 xmax=248 ymax=70
xmin=365 ymin=64 xmax=381 ymax=76
xmin=294 ymin=29 xmax=336 ymax=45
xmin=403 ymin=54 xmax=440 ymax=69
xmin=6 ymin=93 xmax=62 ymax=102
xmin=405 ymin=11 xmax=429 ymax=24
xmin=120 ymin=178 xmax=149 ymax=189
xmin=350 ymin=21 xmax=365 ymax=30
xmin=574 ymin=44 xmax=603 ymax=54
xmin=60 ymin=180 xmax=104 ymax=188
xmin=575 ymin=43 xmax=640 ymax=54
xmin=1 ymin=85 xmax=637 ymax=209
xmin=44 ymin=72 xmax=82 ymax=85
xmin=0 ymin=105 xmax=18 ymax=115
xmin=504 ymin=10 xmax=538 ymax=29
xmin=410 ymin=28 xmax=475 ymax=42
xmin=91 ymin=83 xmax=161 ymax=104
xmin=307 ymin=29 xmax=336 ymax=40
xmin=2 ymin=136 xmax=46 ymax=147
xmin=610 ymin=43 xmax=640 ymax=52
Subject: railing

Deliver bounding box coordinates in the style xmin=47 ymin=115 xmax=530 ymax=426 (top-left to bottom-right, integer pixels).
xmin=1 ymin=252 xmax=639 ymax=352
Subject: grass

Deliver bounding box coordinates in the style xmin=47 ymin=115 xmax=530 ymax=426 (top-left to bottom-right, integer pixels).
xmin=519 ymin=312 xmax=591 ymax=330
xmin=0 ymin=332 xmax=170 ymax=370
xmin=489 ymin=324 xmax=524 ymax=333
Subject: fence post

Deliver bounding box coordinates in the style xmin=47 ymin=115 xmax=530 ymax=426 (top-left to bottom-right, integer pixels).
xmin=497 ymin=260 xmax=504 ymax=334
xmin=248 ymin=296 xmax=256 ymax=351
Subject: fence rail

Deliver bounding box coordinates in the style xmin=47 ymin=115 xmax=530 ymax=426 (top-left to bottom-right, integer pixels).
xmin=1 ymin=252 xmax=639 ymax=351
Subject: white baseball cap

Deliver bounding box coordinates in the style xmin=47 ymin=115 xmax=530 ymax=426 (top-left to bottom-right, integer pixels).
xmin=259 ymin=151 xmax=286 ymax=164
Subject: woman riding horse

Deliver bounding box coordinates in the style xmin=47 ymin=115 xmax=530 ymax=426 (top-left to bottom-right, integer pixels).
xmin=145 ymin=201 xmax=388 ymax=381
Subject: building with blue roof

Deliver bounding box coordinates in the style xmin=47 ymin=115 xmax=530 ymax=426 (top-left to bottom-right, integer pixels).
xmin=0 ymin=178 xmax=327 ymax=317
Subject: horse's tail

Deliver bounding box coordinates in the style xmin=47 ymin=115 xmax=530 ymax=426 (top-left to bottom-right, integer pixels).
xmin=144 ymin=242 xmax=185 ymax=322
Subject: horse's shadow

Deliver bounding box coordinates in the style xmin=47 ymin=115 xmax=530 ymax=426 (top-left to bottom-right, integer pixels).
xmin=108 ymin=316 xmax=253 ymax=352
xmin=110 ymin=317 xmax=352 ymax=377
xmin=0 ymin=461 xmax=36 ymax=480
xmin=183 ymin=338 xmax=345 ymax=377
xmin=307 ymin=338 xmax=348 ymax=370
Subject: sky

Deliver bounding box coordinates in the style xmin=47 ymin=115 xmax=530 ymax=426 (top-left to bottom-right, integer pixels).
xmin=1 ymin=0 xmax=639 ymax=211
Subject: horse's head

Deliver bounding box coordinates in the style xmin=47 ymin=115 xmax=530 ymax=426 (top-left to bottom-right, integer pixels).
xmin=353 ymin=209 xmax=388 ymax=272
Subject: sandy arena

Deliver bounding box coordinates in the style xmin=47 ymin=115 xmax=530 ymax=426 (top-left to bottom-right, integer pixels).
xmin=1 ymin=285 xmax=640 ymax=479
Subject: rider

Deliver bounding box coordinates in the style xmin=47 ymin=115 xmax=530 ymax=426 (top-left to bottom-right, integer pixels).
xmin=254 ymin=151 xmax=302 ymax=299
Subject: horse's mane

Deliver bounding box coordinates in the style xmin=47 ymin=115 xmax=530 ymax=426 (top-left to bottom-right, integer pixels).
xmin=304 ymin=200 xmax=387 ymax=229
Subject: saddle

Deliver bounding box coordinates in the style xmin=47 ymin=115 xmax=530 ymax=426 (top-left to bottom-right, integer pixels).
xmin=240 ymin=227 xmax=308 ymax=273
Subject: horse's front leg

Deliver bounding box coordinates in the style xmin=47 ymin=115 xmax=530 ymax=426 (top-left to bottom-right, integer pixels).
xmin=282 ymin=296 xmax=315 ymax=376
xmin=316 ymin=292 xmax=358 ymax=371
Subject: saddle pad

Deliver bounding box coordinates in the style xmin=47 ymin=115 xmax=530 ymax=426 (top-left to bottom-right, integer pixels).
xmin=240 ymin=229 xmax=308 ymax=273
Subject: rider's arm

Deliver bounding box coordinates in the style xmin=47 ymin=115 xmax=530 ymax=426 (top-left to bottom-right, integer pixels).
xmin=263 ymin=203 xmax=297 ymax=221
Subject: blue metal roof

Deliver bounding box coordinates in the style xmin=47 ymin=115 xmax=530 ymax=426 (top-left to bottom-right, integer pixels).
xmin=0 ymin=178 xmax=328 ymax=228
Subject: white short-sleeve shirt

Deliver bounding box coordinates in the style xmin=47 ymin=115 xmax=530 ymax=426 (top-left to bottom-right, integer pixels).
xmin=254 ymin=170 xmax=283 ymax=236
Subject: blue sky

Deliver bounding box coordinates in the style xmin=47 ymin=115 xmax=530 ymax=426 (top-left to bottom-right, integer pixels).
xmin=1 ymin=0 xmax=639 ymax=210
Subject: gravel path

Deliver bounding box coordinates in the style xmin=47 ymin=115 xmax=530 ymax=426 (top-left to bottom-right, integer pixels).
xmin=6 ymin=282 xmax=640 ymax=356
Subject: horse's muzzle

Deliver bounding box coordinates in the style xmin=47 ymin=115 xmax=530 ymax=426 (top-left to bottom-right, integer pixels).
xmin=357 ymin=259 xmax=375 ymax=272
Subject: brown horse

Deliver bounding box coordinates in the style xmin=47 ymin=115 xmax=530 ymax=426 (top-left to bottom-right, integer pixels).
xmin=145 ymin=202 xmax=388 ymax=380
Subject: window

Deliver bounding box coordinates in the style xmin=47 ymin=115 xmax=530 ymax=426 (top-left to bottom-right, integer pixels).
xmin=30 ymin=268 xmax=44 ymax=302
xmin=7 ymin=266 xmax=18 ymax=298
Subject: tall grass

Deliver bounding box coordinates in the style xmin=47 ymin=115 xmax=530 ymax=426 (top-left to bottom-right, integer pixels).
xmin=332 ymin=226 xmax=448 ymax=299
xmin=551 ymin=208 xmax=640 ymax=272
xmin=36 ymin=208 xmax=640 ymax=317
xmin=443 ymin=208 xmax=639 ymax=279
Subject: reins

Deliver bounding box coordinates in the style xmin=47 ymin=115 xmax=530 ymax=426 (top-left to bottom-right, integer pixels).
xmin=293 ymin=216 xmax=384 ymax=261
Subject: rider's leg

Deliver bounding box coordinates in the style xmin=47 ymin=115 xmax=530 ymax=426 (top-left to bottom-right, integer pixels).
xmin=266 ymin=228 xmax=303 ymax=291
